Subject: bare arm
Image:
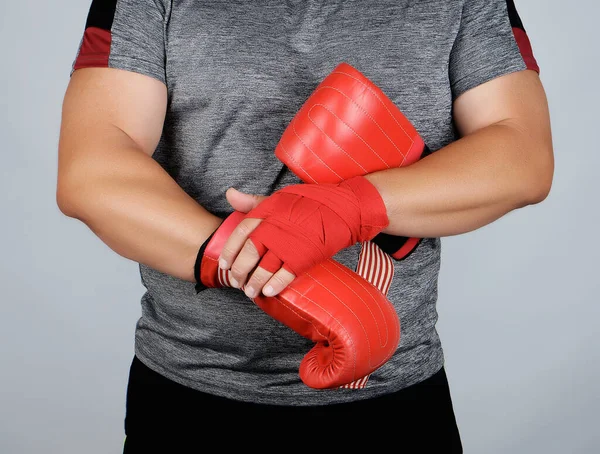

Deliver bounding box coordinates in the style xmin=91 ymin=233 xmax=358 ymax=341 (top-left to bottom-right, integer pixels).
xmin=57 ymin=68 xmax=221 ymax=282
xmin=216 ymin=70 xmax=555 ymax=299
xmin=365 ymin=70 xmax=554 ymax=238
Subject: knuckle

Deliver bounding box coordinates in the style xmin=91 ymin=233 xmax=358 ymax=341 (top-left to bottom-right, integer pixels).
xmin=236 ymin=221 xmax=254 ymax=237
xmin=230 ymin=264 xmax=246 ymax=279
xmin=251 ymin=271 xmax=270 ymax=286
xmin=241 ymin=240 xmax=259 ymax=258
xmin=270 ymin=272 xmax=291 ymax=288
xmin=220 ymin=246 xmax=235 ymax=260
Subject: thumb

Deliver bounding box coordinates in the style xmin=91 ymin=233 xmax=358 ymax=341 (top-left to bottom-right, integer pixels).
xmin=226 ymin=188 xmax=267 ymax=213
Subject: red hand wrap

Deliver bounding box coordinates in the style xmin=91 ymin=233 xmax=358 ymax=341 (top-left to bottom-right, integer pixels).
xmin=246 ymin=175 xmax=389 ymax=277
xmin=251 ymin=246 xmax=283 ymax=274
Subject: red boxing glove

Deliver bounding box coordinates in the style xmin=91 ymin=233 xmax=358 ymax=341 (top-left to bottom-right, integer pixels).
xmin=245 ymin=175 xmax=389 ymax=277
xmin=194 ymin=212 xmax=401 ymax=389
xmin=275 ymin=62 xmax=430 ymax=260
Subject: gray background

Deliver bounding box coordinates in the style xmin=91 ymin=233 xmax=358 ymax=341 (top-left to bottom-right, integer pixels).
xmin=1 ymin=1 xmax=598 ymax=453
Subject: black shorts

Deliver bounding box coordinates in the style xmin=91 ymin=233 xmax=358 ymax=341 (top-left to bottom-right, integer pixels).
xmin=123 ymin=356 xmax=463 ymax=453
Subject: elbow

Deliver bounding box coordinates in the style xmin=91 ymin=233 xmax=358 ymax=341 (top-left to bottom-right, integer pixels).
xmin=56 ymin=158 xmax=88 ymax=219
xmin=524 ymin=149 xmax=555 ymax=205
xmin=526 ymin=177 xmax=552 ymax=205
xmin=56 ymin=146 xmax=100 ymax=220
xmin=56 ymin=173 xmax=79 ymax=218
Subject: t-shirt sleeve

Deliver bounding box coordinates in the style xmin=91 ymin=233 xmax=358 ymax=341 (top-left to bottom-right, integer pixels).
xmin=505 ymin=0 xmax=540 ymax=74
xmin=71 ymin=0 xmax=169 ymax=84
xmin=449 ymin=0 xmax=538 ymax=100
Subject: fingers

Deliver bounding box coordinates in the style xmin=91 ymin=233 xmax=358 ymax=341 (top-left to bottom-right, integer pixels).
xmin=225 ymin=188 xmax=267 ymax=214
xmin=218 ymin=211 xmax=296 ymax=297
xmin=262 ymin=267 xmax=296 ymax=297
xmin=244 ymin=265 xmax=296 ymax=299
xmin=242 ymin=265 xmax=271 ymax=298
xmin=218 ymin=217 xmax=261 ymax=279
xmin=226 ymin=237 xmax=262 ymax=289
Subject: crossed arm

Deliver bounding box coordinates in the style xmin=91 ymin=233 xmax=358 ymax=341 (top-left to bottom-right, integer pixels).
xmin=57 ymin=67 xmax=553 ymax=296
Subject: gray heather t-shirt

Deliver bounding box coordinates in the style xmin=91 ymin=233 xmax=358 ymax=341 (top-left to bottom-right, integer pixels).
xmin=73 ymin=0 xmax=528 ymax=405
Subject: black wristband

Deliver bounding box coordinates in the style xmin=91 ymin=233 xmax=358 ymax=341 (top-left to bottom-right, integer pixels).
xmin=371 ymin=233 xmax=407 ymax=256
xmin=193 ymin=230 xmax=217 ymax=294
xmin=371 ymin=233 xmax=423 ymax=261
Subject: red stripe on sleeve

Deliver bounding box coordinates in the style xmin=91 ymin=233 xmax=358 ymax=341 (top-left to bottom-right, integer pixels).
xmin=512 ymin=27 xmax=540 ymax=73
xmin=73 ymin=27 xmax=112 ymax=71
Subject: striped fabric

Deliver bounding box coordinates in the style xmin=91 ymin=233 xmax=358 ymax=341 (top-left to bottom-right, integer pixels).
xmin=217 ymin=268 xmax=234 ymax=288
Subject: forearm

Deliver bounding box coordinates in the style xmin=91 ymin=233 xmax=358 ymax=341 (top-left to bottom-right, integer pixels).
xmin=57 ymin=128 xmax=221 ymax=282
xmin=365 ymin=120 xmax=553 ymax=238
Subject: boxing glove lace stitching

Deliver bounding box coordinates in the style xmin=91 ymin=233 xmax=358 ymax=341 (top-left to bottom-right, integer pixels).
xmin=273 ymin=284 xmax=358 ymax=382
xmin=331 ymin=70 xmax=415 ymax=167
xmin=306 ymin=104 xmax=370 ymax=173
xmin=290 ymin=120 xmax=344 ymax=182
xmin=319 ymin=265 xmax=387 ymax=349
xmin=326 ymin=260 xmax=396 ymax=352
xmin=308 ymin=90 xmax=391 ymax=168
xmin=278 ymin=142 xmax=319 ymax=184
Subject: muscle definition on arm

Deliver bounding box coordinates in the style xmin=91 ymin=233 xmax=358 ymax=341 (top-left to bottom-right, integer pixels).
xmin=365 ymin=70 xmax=554 ymax=238
xmin=57 ymin=68 xmax=221 ymax=282
xmin=219 ymin=69 xmax=554 ymax=299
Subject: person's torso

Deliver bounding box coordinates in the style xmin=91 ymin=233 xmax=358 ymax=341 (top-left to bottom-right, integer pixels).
xmin=136 ymin=0 xmax=461 ymax=405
